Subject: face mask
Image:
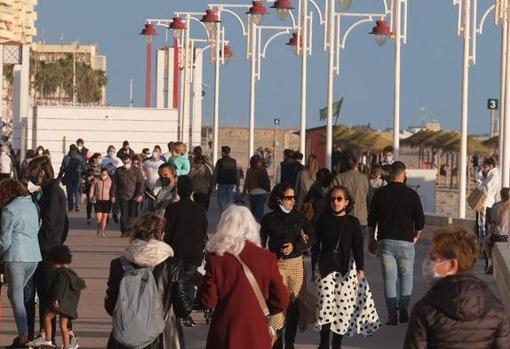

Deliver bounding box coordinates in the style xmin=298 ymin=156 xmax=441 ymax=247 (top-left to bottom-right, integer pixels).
xmin=124 ymin=163 xmax=132 ymax=170
xmin=153 ymin=152 xmax=159 ymax=159
xmin=384 ymin=155 xmax=393 ymax=163
xmin=279 ymin=204 xmax=292 ymax=214
xmin=37 ymin=150 xmax=43 ymax=156
xmin=102 ymin=175 xmax=108 ymax=180
xmin=78 ymin=145 xmax=83 ymax=150
xmin=108 ymin=151 xmax=115 ymax=157
xmin=422 ymin=256 xmax=451 ymax=284
xmin=27 ymin=180 xmax=41 ymax=193
xmin=160 ymin=177 xmax=171 ymax=187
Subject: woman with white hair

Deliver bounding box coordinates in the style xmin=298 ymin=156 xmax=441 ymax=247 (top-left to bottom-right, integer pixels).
xmin=198 ymin=205 xmax=289 ymax=349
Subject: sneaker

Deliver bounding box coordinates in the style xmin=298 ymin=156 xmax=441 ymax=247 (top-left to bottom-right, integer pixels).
xmin=68 ymin=335 xmax=79 ymax=349
xmin=27 ymin=337 xmax=54 ymax=347
xmin=6 ymin=336 xmax=28 ymax=348
xmin=183 ymin=316 xmax=196 ymax=327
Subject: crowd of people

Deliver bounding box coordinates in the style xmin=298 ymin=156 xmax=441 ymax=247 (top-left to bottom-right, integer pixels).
xmin=0 ymin=138 xmax=508 ymax=349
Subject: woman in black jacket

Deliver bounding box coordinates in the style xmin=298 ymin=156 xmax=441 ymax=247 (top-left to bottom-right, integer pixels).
xmin=404 ymin=227 xmax=509 ymax=349
xmin=315 ymin=186 xmax=380 ymax=349
xmin=105 ymin=212 xmax=192 ymax=349
xmin=260 ymin=183 xmax=315 ymax=349
xmin=24 ymin=156 xmax=70 ymax=344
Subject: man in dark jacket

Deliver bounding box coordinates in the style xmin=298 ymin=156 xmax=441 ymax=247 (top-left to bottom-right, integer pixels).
xmin=117 ymin=140 xmax=136 ymax=159
xmin=114 ymin=155 xmax=144 ymax=237
xmin=164 ymin=175 xmax=208 ymax=327
xmin=212 ymin=146 xmax=239 ymax=212
xmin=59 ymin=144 xmax=85 ymax=212
xmin=368 ymin=161 xmax=425 ymax=326
xmin=404 ymin=227 xmax=509 ymax=349
xmin=76 ymin=138 xmax=89 ymax=163
xmin=276 ymin=149 xmax=304 ymax=188
xmin=24 ymin=156 xmax=71 ymax=344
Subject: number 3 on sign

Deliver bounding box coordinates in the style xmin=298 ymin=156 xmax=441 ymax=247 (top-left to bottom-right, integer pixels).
xmin=488 ymin=98 xmax=499 ymax=110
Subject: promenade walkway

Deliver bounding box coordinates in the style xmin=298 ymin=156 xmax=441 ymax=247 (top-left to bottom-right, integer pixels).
xmin=0 ymin=200 xmax=497 ymax=349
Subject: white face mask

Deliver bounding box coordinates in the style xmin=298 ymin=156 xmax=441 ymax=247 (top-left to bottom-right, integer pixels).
xmin=102 ymin=175 xmax=108 ymax=180
xmin=124 ymin=163 xmax=132 ymax=170
xmin=108 ymin=151 xmax=115 ymax=157
xmin=78 ymin=145 xmax=83 ymax=150
xmin=279 ymin=204 xmax=292 ymax=214
xmin=37 ymin=150 xmax=43 ymax=156
xmin=422 ymin=256 xmax=452 ymax=284
xmin=153 ymin=152 xmax=159 ymax=159
xmin=27 ymin=180 xmax=41 ymax=193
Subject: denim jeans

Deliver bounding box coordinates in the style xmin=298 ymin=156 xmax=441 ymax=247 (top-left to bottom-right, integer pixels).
xmin=217 ymin=184 xmax=236 ymax=212
xmin=5 ymin=262 xmax=38 ymax=336
xmin=249 ymin=193 xmax=267 ymax=223
xmin=66 ymin=180 xmax=81 ymax=210
xmin=183 ymin=262 xmax=198 ymax=304
xmin=378 ymin=239 xmax=415 ymax=313
xmin=119 ymin=199 xmax=139 ymax=235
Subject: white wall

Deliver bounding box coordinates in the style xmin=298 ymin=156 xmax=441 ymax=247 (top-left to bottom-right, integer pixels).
xmin=13 ymin=105 xmax=178 ymax=172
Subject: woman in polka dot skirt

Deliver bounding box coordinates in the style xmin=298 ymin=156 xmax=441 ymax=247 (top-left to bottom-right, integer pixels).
xmin=314 ymin=185 xmax=381 ymax=349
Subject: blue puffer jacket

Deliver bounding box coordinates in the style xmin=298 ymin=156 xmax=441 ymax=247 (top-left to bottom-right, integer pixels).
xmin=0 ymin=196 xmax=42 ymax=263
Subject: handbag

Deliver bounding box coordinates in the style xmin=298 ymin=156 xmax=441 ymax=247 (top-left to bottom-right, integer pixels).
xmin=318 ymin=217 xmax=348 ymax=278
xmin=467 ymin=187 xmax=487 ymax=212
xmin=232 ymin=254 xmax=277 ymax=346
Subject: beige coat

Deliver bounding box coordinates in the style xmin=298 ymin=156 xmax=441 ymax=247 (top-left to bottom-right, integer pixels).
xmin=333 ymin=169 xmax=369 ymax=225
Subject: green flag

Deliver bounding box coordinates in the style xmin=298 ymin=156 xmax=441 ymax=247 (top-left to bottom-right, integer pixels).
xmin=320 ymin=97 xmax=343 ymax=122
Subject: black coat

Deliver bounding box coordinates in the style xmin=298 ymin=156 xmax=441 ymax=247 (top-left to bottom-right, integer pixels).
xmin=164 ymin=198 xmax=208 ymax=266
xmin=49 ymin=267 xmax=86 ymax=320
xmin=404 ymin=274 xmax=509 ymax=349
xmin=314 ymin=214 xmax=364 ymax=276
xmin=260 ymin=207 xmax=315 ymax=259
xmin=105 ymin=256 xmax=192 ymax=349
xmin=37 ymin=179 xmax=69 ymax=253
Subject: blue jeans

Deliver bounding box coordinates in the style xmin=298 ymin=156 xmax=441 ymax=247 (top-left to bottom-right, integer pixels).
xmin=5 ymin=262 xmax=38 ymax=336
xmin=66 ymin=180 xmax=81 ymax=210
xmin=217 ymin=184 xmax=236 ymax=212
xmin=249 ymin=193 xmax=267 ymax=223
xmin=378 ymin=239 xmax=415 ymax=313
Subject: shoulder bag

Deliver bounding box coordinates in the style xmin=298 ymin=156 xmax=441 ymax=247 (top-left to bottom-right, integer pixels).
xmin=318 ymin=216 xmax=348 ymax=278
xmin=232 ymin=254 xmax=277 ymax=346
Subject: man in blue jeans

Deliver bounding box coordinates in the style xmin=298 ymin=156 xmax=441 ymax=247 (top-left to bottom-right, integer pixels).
xmin=368 ymin=161 xmax=425 ymax=325
xmin=212 ymin=146 xmax=239 ymax=212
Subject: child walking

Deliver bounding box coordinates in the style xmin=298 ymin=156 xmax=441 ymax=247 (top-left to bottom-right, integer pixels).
xmin=168 ymin=142 xmax=190 ymax=176
xmin=40 ymin=245 xmax=86 ymax=349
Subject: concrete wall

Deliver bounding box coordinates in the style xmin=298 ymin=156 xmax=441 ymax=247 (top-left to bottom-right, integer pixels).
xmin=13 ymin=105 xmax=178 ymax=172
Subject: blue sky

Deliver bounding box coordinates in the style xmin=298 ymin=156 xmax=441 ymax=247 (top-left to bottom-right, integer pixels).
xmin=37 ymin=0 xmax=502 ymax=133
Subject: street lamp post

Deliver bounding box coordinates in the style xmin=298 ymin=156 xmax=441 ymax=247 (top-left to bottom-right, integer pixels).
xmin=140 ymin=23 xmax=158 ymax=108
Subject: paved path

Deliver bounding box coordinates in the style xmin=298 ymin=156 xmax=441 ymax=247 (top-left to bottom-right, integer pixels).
xmin=0 ymin=200 xmax=498 ymax=349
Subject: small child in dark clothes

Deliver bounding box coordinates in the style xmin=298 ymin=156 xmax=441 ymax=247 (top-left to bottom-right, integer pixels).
xmin=41 ymin=245 xmax=86 ymax=349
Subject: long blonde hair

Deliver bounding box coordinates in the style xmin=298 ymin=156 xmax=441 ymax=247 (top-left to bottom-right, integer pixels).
xmin=305 ymin=154 xmax=319 ymax=181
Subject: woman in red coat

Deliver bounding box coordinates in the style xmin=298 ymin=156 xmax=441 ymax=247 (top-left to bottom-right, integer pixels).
xmin=198 ymin=205 xmax=289 ymax=349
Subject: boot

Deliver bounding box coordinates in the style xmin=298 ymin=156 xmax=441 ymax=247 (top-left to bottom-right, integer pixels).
xmin=318 ymin=327 xmax=330 ymax=349
xmin=386 ymin=312 xmax=398 ymax=326
xmin=386 ymin=297 xmax=398 ymax=325
xmin=399 ymin=308 xmax=409 ymax=324
xmin=332 ymin=333 xmax=343 ymax=349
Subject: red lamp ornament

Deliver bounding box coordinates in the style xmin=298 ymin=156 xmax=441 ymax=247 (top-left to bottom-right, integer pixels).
xmin=286 ymin=32 xmax=302 ymax=56
xmin=246 ymin=1 xmax=269 ymax=25
xmin=140 ymin=23 xmax=157 ymax=43
xmin=200 ymin=9 xmax=221 ymax=34
xmin=369 ymin=20 xmax=391 ymax=46
xmin=222 ymin=44 xmax=233 ymax=64
xmin=271 ymin=0 xmax=294 ymax=21
xmin=169 ymin=16 xmax=187 ymax=39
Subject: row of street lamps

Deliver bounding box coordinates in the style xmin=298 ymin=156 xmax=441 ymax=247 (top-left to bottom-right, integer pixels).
xmin=140 ymin=0 xmax=405 ymax=167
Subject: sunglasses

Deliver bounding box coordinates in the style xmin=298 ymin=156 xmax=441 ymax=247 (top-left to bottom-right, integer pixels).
xmin=281 ymin=195 xmax=296 ymax=201
xmin=330 ymin=196 xmax=346 ymax=203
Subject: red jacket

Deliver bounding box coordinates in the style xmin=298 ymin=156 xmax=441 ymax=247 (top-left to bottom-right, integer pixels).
xmin=198 ymin=241 xmax=289 ymax=349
